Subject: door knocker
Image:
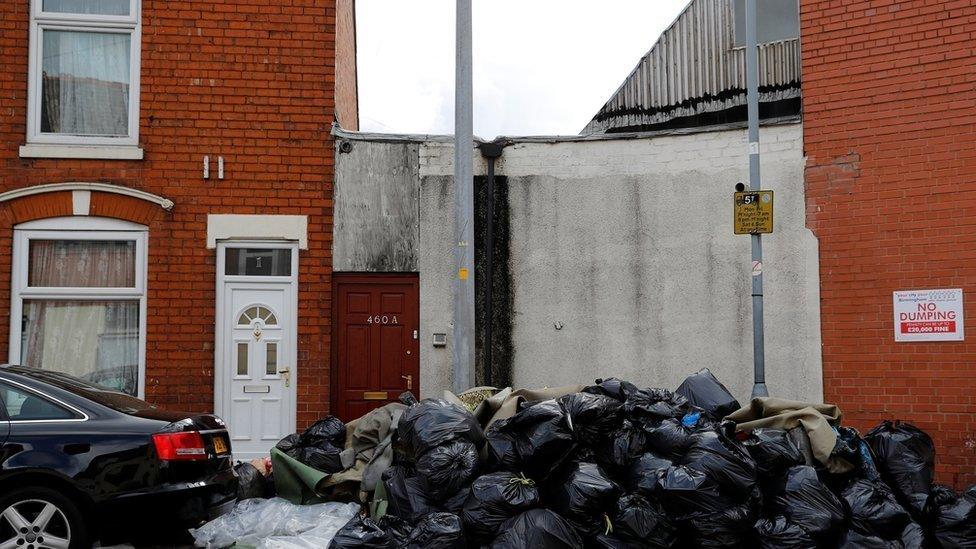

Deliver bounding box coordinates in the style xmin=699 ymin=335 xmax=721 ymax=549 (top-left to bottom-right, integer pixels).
xmin=253 ymin=326 xmax=262 ymax=340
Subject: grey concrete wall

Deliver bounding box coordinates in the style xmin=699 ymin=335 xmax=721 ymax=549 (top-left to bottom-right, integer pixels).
xmin=333 ymin=140 xmax=420 ymax=272
xmin=501 ymin=132 xmax=820 ymax=403
xmin=334 ymin=123 xmax=823 ymax=404
xmin=416 ymin=175 xmax=455 ymax=398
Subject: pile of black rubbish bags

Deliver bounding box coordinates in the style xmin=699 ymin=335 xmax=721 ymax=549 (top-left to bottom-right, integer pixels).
xmin=253 ymin=369 xmax=976 ymax=548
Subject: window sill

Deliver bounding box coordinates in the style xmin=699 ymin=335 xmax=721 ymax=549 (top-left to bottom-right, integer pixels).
xmin=19 ymin=143 xmax=144 ymax=160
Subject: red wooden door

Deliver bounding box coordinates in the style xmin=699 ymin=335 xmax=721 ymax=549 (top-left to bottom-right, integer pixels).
xmin=334 ymin=273 xmax=420 ymax=421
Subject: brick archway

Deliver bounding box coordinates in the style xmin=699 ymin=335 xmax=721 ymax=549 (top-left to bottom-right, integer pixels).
xmin=0 ymin=182 xmax=173 ymax=226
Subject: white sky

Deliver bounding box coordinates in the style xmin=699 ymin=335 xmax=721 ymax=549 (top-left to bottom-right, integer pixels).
xmin=356 ymin=0 xmax=690 ymax=138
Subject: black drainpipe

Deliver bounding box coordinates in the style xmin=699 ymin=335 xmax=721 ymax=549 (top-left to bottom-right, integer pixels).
xmin=477 ymin=140 xmax=504 ymax=387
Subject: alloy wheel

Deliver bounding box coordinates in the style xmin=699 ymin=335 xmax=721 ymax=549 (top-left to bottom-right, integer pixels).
xmin=0 ymin=499 xmax=71 ymax=549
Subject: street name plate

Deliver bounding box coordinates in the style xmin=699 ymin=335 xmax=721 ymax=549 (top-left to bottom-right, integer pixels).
xmin=733 ymin=190 xmax=774 ymax=234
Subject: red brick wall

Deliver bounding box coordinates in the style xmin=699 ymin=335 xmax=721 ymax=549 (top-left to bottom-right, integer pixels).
xmin=0 ymin=0 xmax=336 ymax=426
xmin=335 ymin=0 xmax=359 ymax=131
xmin=801 ymin=0 xmax=976 ymax=488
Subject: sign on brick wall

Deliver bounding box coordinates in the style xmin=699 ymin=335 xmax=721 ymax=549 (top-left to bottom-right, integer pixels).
xmin=893 ymin=289 xmax=964 ymax=342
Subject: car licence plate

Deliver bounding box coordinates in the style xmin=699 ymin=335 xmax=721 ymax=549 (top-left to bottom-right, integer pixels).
xmin=212 ymin=435 xmax=228 ymax=455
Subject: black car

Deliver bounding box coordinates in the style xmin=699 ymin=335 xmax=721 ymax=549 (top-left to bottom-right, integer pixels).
xmin=0 ymin=366 xmax=237 ymax=548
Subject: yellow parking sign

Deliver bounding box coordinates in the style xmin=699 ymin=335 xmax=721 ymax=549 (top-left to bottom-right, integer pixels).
xmin=733 ymin=190 xmax=773 ymax=235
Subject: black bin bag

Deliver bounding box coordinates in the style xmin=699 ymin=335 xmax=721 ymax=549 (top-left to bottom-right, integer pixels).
xmin=625 ymin=452 xmax=672 ymax=496
xmin=376 ymin=515 xmax=411 ymax=543
xmin=404 ymin=512 xmax=466 ymax=549
xmin=461 ymin=471 xmax=540 ymax=542
xmin=864 ymin=420 xmax=934 ymax=518
xmin=416 ymin=439 xmax=479 ymax=501
xmin=275 ymin=425 xmax=344 ymax=474
xmin=557 ymin=392 xmax=623 ymax=446
xmin=755 ymin=516 xmax=816 ymax=549
xmin=839 ymin=522 xmax=924 ymax=549
xmin=329 ymin=515 xmax=395 ymax=549
xmin=588 ymin=534 xmax=645 ymax=548
xmin=679 ymin=429 xmax=758 ymax=496
xmin=439 ymin=482 xmax=470 ymax=515
xmin=655 ymin=464 xmax=732 ymax=518
xmin=744 ymin=428 xmax=806 ymax=478
xmin=771 ymin=465 xmax=846 ymax=545
xmin=397 ymin=398 xmax=484 ymax=457
xmin=574 ymin=445 xmax=598 ymax=463
xmin=841 ymin=478 xmax=913 ymax=541
xmin=486 ymin=399 xmax=576 ymax=480
xmin=931 ymin=485 xmax=976 ymax=548
xmin=484 ymin=422 xmax=520 ymax=473
xmin=683 ymin=501 xmax=756 ymax=549
xmin=383 ymin=465 xmax=440 ymax=523
xmin=599 ymin=419 xmax=648 ymax=474
xmin=234 ymin=461 xmax=272 ymax=500
xmin=291 ymin=443 xmax=344 ymax=474
xmin=609 ymin=493 xmax=677 ymax=548
xmin=302 ymin=416 xmax=347 ymax=447
xmin=489 ymin=508 xmax=583 ymax=549
xmin=839 ymin=530 xmax=892 ymax=549
xmin=624 ymin=388 xmax=689 ymax=425
xmin=899 ymin=522 xmax=925 ymax=548
xmin=276 ymin=433 xmax=303 ymax=453
xmin=544 ymin=461 xmax=620 ymax=536
xmin=674 ymin=368 xmax=741 ymax=419
xmin=833 ymin=426 xmax=881 ymax=481
xmin=581 ymin=377 xmax=639 ymax=402
xmin=642 ymin=418 xmax=692 ymax=460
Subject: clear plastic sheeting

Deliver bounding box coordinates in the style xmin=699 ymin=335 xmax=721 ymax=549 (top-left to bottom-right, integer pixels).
xmin=190 ymin=497 xmax=360 ymax=549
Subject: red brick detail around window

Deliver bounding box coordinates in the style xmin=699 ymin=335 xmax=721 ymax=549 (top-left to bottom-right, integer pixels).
xmin=89 ymin=192 xmax=163 ymax=227
xmin=1 ymin=192 xmax=73 ymax=225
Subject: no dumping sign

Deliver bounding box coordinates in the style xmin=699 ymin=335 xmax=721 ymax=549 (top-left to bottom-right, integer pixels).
xmin=893 ymin=288 xmax=964 ymax=342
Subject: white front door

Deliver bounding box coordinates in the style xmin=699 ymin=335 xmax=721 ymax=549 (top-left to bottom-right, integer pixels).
xmin=215 ymin=243 xmax=298 ymax=461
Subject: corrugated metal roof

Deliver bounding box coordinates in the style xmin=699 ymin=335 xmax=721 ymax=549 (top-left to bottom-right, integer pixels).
xmin=582 ymin=0 xmax=800 ymax=135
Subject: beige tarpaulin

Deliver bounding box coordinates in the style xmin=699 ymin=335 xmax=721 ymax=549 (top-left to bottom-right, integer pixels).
xmin=313 ymin=402 xmax=407 ymax=502
xmin=444 ymin=384 xmax=585 ymax=426
xmin=728 ymin=397 xmax=853 ymax=474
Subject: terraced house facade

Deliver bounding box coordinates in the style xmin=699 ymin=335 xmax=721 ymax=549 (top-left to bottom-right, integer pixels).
xmin=0 ymin=0 xmax=357 ymax=460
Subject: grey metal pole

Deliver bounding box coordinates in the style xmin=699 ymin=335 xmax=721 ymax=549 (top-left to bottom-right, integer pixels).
xmin=452 ymin=0 xmax=475 ymax=393
xmin=745 ymin=0 xmax=768 ymax=399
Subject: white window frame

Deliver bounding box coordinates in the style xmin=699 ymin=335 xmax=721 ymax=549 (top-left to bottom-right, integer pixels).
xmin=25 ymin=0 xmax=142 ymax=150
xmin=9 ymin=217 xmax=148 ymax=398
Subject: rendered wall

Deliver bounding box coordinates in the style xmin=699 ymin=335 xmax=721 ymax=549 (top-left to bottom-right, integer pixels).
xmin=334 ymin=123 xmax=822 ymax=404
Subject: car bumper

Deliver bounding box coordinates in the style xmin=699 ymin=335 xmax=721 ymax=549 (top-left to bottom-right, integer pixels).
xmin=97 ymin=468 xmax=238 ymax=530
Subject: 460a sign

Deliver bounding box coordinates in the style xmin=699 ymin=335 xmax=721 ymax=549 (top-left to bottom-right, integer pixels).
xmin=366 ymin=315 xmax=399 ymax=325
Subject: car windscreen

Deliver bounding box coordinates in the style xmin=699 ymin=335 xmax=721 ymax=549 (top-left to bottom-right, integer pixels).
xmin=5 ymin=367 xmax=155 ymax=414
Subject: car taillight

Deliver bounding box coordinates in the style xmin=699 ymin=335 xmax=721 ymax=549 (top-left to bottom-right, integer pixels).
xmin=152 ymin=431 xmax=207 ymax=461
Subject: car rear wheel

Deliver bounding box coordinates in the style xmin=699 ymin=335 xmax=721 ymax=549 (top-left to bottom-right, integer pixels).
xmin=0 ymin=487 xmax=87 ymax=549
